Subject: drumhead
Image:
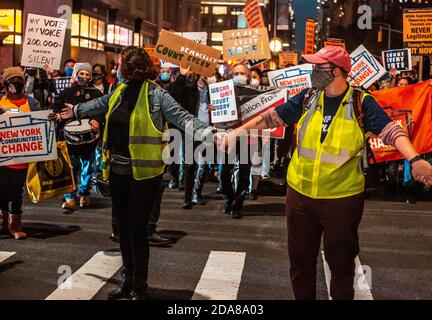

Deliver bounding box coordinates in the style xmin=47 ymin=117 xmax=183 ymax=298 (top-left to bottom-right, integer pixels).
xmin=64 ymin=119 xmax=92 ymax=133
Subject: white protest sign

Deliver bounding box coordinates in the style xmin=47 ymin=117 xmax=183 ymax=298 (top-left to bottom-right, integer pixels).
xmin=160 ymin=32 xmax=208 ymax=68
xmin=21 ymin=14 xmax=67 ymax=70
xmin=381 ymin=48 xmax=412 ymax=72
xmin=0 ymin=110 xmax=57 ymax=166
xmin=209 ymin=80 xmax=238 ymax=123
xmin=348 ymin=45 xmax=387 ymax=89
xmin=267 ymin=64 xmax=313 ymax=97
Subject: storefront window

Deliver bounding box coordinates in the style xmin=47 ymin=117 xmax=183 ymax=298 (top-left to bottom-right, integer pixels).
xmin=15 ymin=10 xmax=21 ymax=33
xmin=0 ymin=9 xmax=15 ymax=32
xmin=213 ymin=6 xmax=227 ymax=15
xmin=0 ymin=9 xmax=22 ymax=45
xmin=90 ymin=17 xmax=98 ymax=39
xmin=72 ymin=14 xmax=80 ymax=36
xmin=107 ymin=24 xmax=114 ymax=44
xmin=72 ymin=14 xmax=106 ymax=50
xmin=98 ymin=20 xmax=105 ymax=42
xmin=80 ymin=15 xmax=89 ymax=38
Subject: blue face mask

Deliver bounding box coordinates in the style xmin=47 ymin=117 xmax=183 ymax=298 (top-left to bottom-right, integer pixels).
xmin=160 ymin=72 xmax=170 ymax=82
xmin=117 ymin=68 xmax=127 ymax=84
xmin=233 ymin=75 xmax=247 ymax=86
xmin=65 ymin=67 xmax=73 ymax=77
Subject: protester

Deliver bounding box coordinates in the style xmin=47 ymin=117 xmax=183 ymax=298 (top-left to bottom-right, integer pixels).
xmin=92 ymin=64 xmax=110 ymax=95
xmin=157 ymin=67 xmax=174 ymax=90
xmin=0 ymin=67 xmax=41 ymax=240
xmin=52 ymin=63 xmax=103 ymax=210
xmin=50 ymin=46 xmax=214 ymax=300
xmin=218 ymin=46 xmax=432 ymax=299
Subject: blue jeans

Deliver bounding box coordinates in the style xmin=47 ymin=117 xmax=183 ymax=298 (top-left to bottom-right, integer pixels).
xmin=65 ymin=152 xmax=96 ymax=201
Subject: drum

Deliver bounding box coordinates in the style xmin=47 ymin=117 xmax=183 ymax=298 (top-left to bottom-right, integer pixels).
xmin=63 ymin=119 xmax=99 ymax=145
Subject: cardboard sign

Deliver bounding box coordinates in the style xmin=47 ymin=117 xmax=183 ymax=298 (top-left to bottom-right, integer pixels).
xmin=223 ymin=28 xmax=271 ymax=61
xmin=267 ymin=64 xmax=313 ymax=97
xmin=381 ymin=49 xmax=412 ymax=72
xmin=144 ymin=46 xmax=161 ymax=66
xmin=324 ymin=38 xmax=345 ymax=48
xmin=209 ymin=80 xmax=238 ymax=123
xmin=279 ymin=51 xmax=298 ymax=68
xmin=304 ymin=18 xmax=315 ymax=54
xmin=403 ymin=8 xmax=432 ymax=56
xmin=348 ymin=45 xmax=387 ymax=89
xmin=21 ymin=14 xmax=67 ymax=70
xmin=160 ymin=32 xmax=208 ymax=68
xmin=154 ymin=29 xmax=220 ymax=77
xmin=244 ymin=0 xmax=265 ymax=28
xmin=0 ymin=110 xmax=57 ymax=166
xmin=53 ymin=77 xmax=71 ymax=96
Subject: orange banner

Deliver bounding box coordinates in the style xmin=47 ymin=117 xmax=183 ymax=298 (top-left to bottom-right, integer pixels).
xmin=370 ymin=82 xmax=432 ymax=162
xmin=244 ymin=0 xmax=265 ymax=28
xmin=304 ymin=18 xmax=315 ymax=54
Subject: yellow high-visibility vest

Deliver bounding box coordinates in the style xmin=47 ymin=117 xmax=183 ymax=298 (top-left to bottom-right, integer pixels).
xmin=287 ymin=86 xmax=369 ymax=199
xmin=102 ymin=81 xmax=167 ymax=181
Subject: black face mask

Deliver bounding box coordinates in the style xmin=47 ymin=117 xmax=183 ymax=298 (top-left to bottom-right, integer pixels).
xmin=77 ymin=76 xmax=90 ymax=87
xmin=6 ymin=79 xmax=25 ymax=95
xmin=311 ymin=69 xmax=335 ymax=90
xmin=92 ymin=73 xmax=103 ymax=81
xmin=26 ymin=69 xmax=36 ymax=77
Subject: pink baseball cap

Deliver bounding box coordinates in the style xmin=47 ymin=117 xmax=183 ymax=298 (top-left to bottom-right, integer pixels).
xmin=302 ymin=46 xmax=351 ymax=73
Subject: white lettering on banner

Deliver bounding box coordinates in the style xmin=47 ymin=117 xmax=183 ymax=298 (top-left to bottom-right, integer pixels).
xmin=267 ymin=64 xmax=313 ymax=96
xmin=21 ymin=14 xmax=67 ymax=70
xmin=0 ymin=110 xmax=57 ymax=166
xmin=381 ymin=49 xmax=412 ymax=72
xmin=348 ymin=45 xmax=386 ymax=89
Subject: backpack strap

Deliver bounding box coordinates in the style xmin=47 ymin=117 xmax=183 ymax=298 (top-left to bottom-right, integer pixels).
xmin=301 ymin=88 xmax=318 ymax=115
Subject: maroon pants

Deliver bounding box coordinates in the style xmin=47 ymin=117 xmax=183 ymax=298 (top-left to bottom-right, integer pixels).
xmin=285 ymin=186 xmax=365 ymax=300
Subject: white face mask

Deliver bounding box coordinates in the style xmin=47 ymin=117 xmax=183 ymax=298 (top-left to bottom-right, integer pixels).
xmin=233 ymin=75 xmax=247 ymax=86
xmin=207 ymin=76 xmax=217 ymax=84
xmin=251 ymin=78 xmax=260 ymax=86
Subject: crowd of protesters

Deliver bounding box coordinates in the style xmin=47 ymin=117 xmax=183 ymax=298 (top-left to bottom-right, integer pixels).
xmin=0 ymin=44 xmax=431 ymax=300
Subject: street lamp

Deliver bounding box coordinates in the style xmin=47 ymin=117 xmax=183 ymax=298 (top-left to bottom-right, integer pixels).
xmin=270 ymin=38 xmax=283 ymax=54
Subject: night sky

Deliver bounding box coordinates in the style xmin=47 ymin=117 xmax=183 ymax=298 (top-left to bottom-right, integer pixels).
xmin=293 ymin=0 xmax=317 ymax=53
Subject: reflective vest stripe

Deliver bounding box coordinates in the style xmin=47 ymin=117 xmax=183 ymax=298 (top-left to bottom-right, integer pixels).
xmin=129 ymin=136 xmax=163 ymax=144
xmin=131 ymin=159 xmax=165 ymax=167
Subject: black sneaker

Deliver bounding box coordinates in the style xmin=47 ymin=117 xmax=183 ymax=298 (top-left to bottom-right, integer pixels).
xmin=182 ymin=202 xmax=193 ymax=209
xmin=231 ymin=210 xmax=242 ymax=219
xmin=148 ymin=232 xmax=172 ymax=246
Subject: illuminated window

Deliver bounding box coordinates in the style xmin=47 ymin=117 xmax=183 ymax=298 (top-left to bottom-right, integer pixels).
xmin=98 ymin=20 xmax=105 ymax=42
xmin=134 ymin=32 xmax=140 ymax=46
xmin=128 ymin=30 xmax=133 ymax=45
xmin=211 ymin=32 xmax=223 ymax=42
xmin=3 ymin=35 xmax=14 ymax=44
xmin=0 ymin=9 xmax=15 ymax=32
xmin=15 ymin=35 xmax=21 ymax=45
xmin=71 ymin=37 xmax=79 ymax=47
xmin=201 ymin=6 xmax=209 ymax=14
xmin=98 ymin=43 xmax=104 ymax=51
xmin=107 ymin=24 xmax=114 ymax=44
xmin=80 ymin=38 xmax=89 ymax=48
xmin=15 ymin=10 xmax=21 ymax=33
xmin=80 ymin=15 xmax=89 ymax=38
xmin=89 ymin=17 xmax=98 ymax=39
xmin=71 ymin=14 xmax=80 ymax=36
xmin=213 ymin=6 xmax=227 ymax=15
xmin=115 ymin=25 xmax=120 ymax=45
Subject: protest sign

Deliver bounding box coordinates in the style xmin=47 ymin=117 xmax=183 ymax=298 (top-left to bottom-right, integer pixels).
xmin=248 ymin=59 xmax=267 ymax=67
xmin=53 ymin=77 xmax=71 ymax=96
xmin=144 ymin=46 xmax=161 ymax=66
xmin=371 ymin=82 xmax=432 ymax=162
xmin=304 ymin=18 xmax=315 ymax=54
xmin=244 ymin=0 xmax=265 ymax=28
xmin=267 ymin=64 xmax=313 ymax=96
xmin=279 ymin=51 xmax=298 ymax=68
xmin=160 ymin=32 xmax=208 ymax=68
xmin=21 ymin=14 xmax=67 ymax=70
xmin=214 ymin=86 xmax=288 ymax=139
xmin=209 ymin=80 xmax=238 ymax=123
xmin=223 ymin=28 xmax=271 ymax=61
xmin=154 ymin=30 xmax=219 ymax=76
xmin=324 ymin=38 xmax=345 ymax=48
xmin=403 ymin=8 xmax=432 ymax=55
xmin=381 ymin=49 xmax=412 ymax=71
xmin=0 ymin=110 xmax=57 ymax=166
xmin=348 ymin=45 xmax=387 ymax=89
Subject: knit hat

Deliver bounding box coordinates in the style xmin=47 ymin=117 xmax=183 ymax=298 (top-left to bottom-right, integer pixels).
xmin=71 ymin=62 xmax=93 ymax=82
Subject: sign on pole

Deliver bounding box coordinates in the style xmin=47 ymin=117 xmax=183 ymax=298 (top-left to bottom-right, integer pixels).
xmin=324 ymin=38 xmax=346 ymax=48
xmin=381 ymin=49 xmax=412 ymax=71
xmin=154 ymin=29 xmax=221 ymax=77
xmin=403 ymin=8 xmax=432 ymax=56
xmin=223 ymin=28 xmax=271 ymax=61
xmin=244 ymin=0 xmax=265 ymax=28
xmin=279 ymin=51 xmax=298 ymax=68
xmin=267 ymin=64 xmax=313 ymax=96
xmin=21 ymin=14 xmax=67 ymax=70
xmin=348 ymin=45 xmax=387 ymax=89
xmin=0 ymin=110 xmax=57 ymax=166
xmin=209 ymin=80 xmax=238 ymax=123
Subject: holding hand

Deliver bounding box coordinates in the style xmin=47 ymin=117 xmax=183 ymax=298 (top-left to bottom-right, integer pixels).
xmin=60 ymin=103 xmax=75 ymax=120
xmin=180 ymin=66 xmax=191 ymax=77
xmin=89 ymin=119 xmax=100 ymax=133
xmin=411 ymin=159 xmax=432 ymax=187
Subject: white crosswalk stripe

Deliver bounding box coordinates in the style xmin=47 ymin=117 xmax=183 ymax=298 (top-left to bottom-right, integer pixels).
xmin=321 ymin=251 xmax=373 ymax=300
xmin=0 ymin=252 xmax=16 ymax=264
xmin=192 ymin=251 xmax=246 ymax=300
xmin=45 ymin=251 xmax=122 ymax=300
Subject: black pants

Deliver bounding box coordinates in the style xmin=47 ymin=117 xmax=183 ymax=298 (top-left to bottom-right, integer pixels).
xmin=0 ymin=167 xmax=28 ymax=214
xmin=109 ymin=171 xmax=162 ymax=291
xmin=148 ymin=177 xmax=165 ymax=235
xmin=285 ymin=186 xmax=364 ymax=300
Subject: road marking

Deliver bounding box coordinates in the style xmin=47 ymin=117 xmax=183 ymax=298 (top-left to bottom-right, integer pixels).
xmin=0 ymin=252 xmax=16 ymax=263
xmin=321 ymin=251 xmax=373 ymax=300
xmin=45 ymin=251 xmax=122 ymax=300
xmin=192 ymin=251 xmax=246 ymax=300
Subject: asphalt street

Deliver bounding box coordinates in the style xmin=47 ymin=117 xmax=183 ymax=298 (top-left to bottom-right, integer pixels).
xmin=0 ymin=179 xmax=431 ymax=300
